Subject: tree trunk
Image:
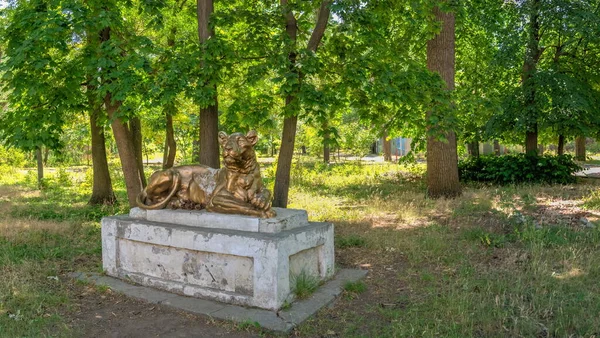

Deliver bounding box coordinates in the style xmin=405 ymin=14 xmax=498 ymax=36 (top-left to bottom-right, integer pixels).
xmin=163 ymin=111 xmax=177 ymax=169
xmin=273 ymin=0 xmax=330 ymax=208
xmin=43 ymin=147 xmax=49 ymax=166
xmin=105 ymin=93 xmax=143 ymax=207
xmin=322 ymin=119 xmax=330 ymax=163
xmin=88 ymin=104 xmax=116 ymax=205
xmin=273 ymin=115 xmax=298 ymax=208
xmin=493 ymin=139 xmax=500 ymax=156
xmin=522 ymin=0 xmax=541 ymax=156
xmin=162 ymin=27 xmax=178 ymax=170
xmin=129 ymin=117 xmax=146 ymax=187
xmin=575 ymin=136 xmax=586 ymax=161
xmin=425 ymin=5 xmax=461 ymax=198
xmin=36 ymin=147 xmax=43 ymax=188
xmin=525 ymin=130 xmax=538 ymax=156
xmin=382 ymin=130 xmax=392 ymax=162
xmin=538 ymin=144 xmax=544 ymax=155
xmin=197 ymin=0 xmax=220 ymax=168
xmin=98 ymin=26 xmax=143 ymax=206
xmin=557 ymin=134 xmax=565 ymax=155
xmin=467 ymin=141 xmax=479 ymax=157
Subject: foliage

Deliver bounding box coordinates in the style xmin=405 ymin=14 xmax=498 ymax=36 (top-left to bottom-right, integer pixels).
xmin=459 ymin=154 xmax=581 ymax=184
xmin=0 ymin=145 xmax=26 ymax=167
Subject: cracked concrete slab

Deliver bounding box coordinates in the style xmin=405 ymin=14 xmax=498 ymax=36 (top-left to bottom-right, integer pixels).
xmin=70 ymin=268 xmax=367 ymax=333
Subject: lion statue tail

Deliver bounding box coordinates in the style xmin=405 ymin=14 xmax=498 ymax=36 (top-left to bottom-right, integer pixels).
xmin=136 ymin=172 xmax=181 ymax=210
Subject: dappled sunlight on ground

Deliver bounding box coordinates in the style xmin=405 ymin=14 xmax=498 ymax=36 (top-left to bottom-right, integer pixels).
xmin=0 ymin=216 xmax=74 ymax=239
xmin=552 ymin=267 xmax=585 ymax=280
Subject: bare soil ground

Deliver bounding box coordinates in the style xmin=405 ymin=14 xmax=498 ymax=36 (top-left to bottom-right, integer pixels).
xmin=66 ymin=285 xmax=261 ymax=338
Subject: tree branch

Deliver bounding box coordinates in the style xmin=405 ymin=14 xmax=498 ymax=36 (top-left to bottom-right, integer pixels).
xmin=306 ymin=1 xmax=331 ymax=52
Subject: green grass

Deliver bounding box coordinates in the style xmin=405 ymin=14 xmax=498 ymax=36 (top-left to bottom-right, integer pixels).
xmin=0 ymin=166 xmax=128 ymax=336
xmin=343 ymin=281 xmax=366 ymax=294
xmin=336 ymin=234 xmax=368 ymax=248
xmin=291 ymin=270 xmax=320 ymax=300
xmin=2 ymin=159 xmax=600 ymax=337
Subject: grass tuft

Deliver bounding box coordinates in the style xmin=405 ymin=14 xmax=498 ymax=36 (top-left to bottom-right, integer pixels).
xmin=343 ymin=281 xmax=366 ymax=294
xmin=291 ymin=270 xmax=320 ymax=299
xmin=336 ymin=234 xmax=367 ymax=248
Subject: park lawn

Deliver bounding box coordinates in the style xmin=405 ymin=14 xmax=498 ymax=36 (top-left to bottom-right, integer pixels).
xmin=1 ymin=161 xmax=600 ymax=337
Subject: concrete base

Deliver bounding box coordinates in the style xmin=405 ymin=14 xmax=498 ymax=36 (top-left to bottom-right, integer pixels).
xmin=101 ymin=207 xmax=335 ymax=311
xmin=71 ymin=269 xmax=367 ymax=332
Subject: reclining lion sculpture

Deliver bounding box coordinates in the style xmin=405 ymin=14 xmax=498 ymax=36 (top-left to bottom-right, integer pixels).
xmin=136 ymin=130 xmax=276 ymax=218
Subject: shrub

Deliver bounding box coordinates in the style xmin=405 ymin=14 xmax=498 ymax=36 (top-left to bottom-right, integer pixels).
xmin=459 ymin=154 xmax=581 ymax=185
xmin=0 ymin=145 xmax=26 ymax=167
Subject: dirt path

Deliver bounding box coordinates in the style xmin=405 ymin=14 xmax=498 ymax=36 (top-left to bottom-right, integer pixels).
xmin=66 ymin=287 xmax=262 ymax=338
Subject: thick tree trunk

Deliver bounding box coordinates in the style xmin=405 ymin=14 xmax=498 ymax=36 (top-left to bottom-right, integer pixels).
xmin=199 ymin=103 xmax=219 ymax=167
xmin=105 ymin=94 xmax=143 ymax=207
xmin=425 ymin=5 xmax=461 ymax=198
xmin=273 ymin=115 xmax=298 ymax=208
xmin=98 ymin=26 xmax=143 ymax=206
xmin=522 ymin=0 xmax=541 ymax=156
xmin=197 ymin=0 xmax=220 ymax=168
xmin=272 ymin=0 xmax=299 ymax=208
xmin=273 ymin=0 xmax=330 ymax=208
xmin=129 ymin=117 xmax=146 ymax=187
xmin=88 ymin=105 xmax=116 ymax=205
xmin=575 ymin=136 xmax=586 ymax=161
xmin=525 ymin=130 xmax=538 ymax=155
xmin=36 ymin=147 xmax=43 ymax=188
xmin=467 ymin=141 xmax=479 ymax=157
xmin=382 ymin=130 xmax=392 ymax=162
xmin=557 ymin=134 xmax=565 ymax=155
xmin=163 ymin=111 xmax=177 ymax=169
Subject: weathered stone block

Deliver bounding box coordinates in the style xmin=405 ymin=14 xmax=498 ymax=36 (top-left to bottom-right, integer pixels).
xmin=101 ymin=209 xmax=334 ymax=310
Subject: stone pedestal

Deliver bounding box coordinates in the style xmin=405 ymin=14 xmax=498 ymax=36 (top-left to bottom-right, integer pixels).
xmin=101 ymin=208 xmax=335 ymax=311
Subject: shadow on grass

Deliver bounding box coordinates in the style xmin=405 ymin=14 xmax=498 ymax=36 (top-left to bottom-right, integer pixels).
xmin=7 ymin=185 xmax=130 ymax=223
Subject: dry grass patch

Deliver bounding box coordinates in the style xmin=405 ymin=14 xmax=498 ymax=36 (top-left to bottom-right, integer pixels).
xmin=0 ymin=216 xmax=74 ymax=240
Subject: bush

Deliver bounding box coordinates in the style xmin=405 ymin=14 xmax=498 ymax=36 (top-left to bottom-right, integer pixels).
xmin=459 ymin=154 xmax=581 ymax=185
xmin=0 ymin=145 xmax=27 ymax=167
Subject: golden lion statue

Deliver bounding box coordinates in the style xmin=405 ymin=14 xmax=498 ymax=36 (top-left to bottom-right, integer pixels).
xmin=136 ymin=130 xmax=276 ymax=218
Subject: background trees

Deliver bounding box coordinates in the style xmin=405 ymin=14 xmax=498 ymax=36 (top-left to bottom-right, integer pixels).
xmin=1 ymin=0 xmax=598 ymax=208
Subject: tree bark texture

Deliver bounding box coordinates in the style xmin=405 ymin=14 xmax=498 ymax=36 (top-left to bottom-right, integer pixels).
xmin=557 ymin=134 xmax=565 ymax=155
xmin=322 ymin=121 xmax=330 ymax=163
xmin=88 ymin=104 xmax=116 ymax=205
xmin=467 ymin=141 xmax=479 ymax=157
xmin=129 ymin=117 xmax=146 ymax=187
xmin=382 ymin=130 xmax=392 ymax=162
xmin=162 ymin=27 xmax=178 ymax=169
xmin=36 ymin=147 xmax=43 ymax=188
xmin=493 ymin=139 xmax=500 ymax=156
xmin=163 ymin=110 xmax=177 ymax=169
xmin=43 ymin=147 xmax=49 ymax=165
xmin=575 ymin=136 xmax=586 ymax=160
xmin=273 ymin=0 xmax=330 ymax=208
xmin=425 ymin=6 xmax=461 ymax=198
xmin=522 ymin=0 xmax=542 ymax=155
xmin=197 ymin=0 xmax=220 ymax=168
xmin=98 ymin=26 xmax=143 ymax=206
xmin=105 ymin=93 xmax=143 ymax=207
